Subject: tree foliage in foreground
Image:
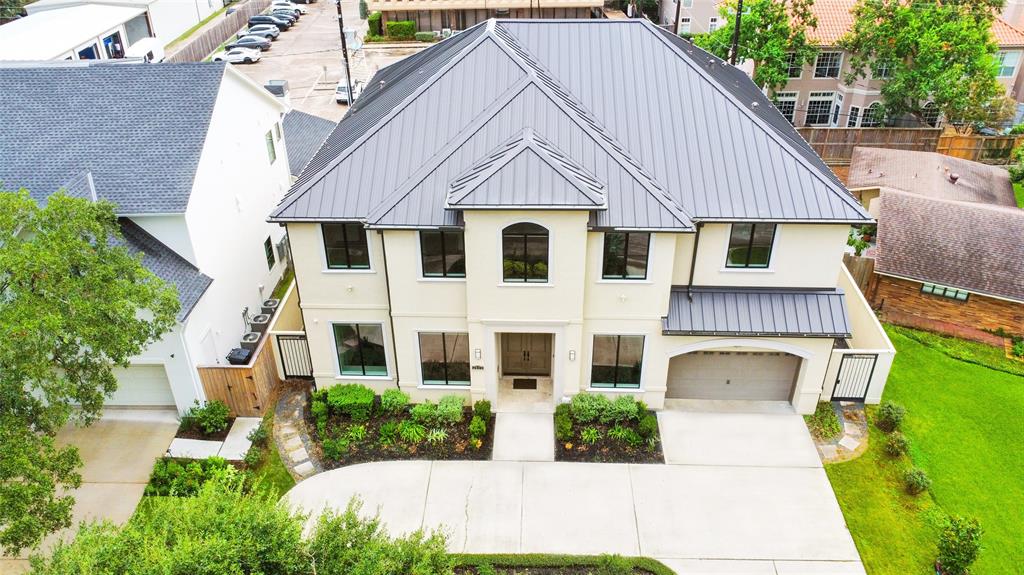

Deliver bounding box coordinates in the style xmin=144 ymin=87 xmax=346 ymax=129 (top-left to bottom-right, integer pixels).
xmin=841 ymin=0 xmax=1014 ymax=131
xmin=0 ymin=190 xmax=178 ymax=554
xmin=694 ymin=0 xmax=818 ymax=91
xmin=30 ymin=471 xmax=453 ymax=575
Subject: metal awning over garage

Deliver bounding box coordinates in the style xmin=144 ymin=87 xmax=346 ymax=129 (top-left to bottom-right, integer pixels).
xmin=663 ymin=287 xmax=852 ymax=338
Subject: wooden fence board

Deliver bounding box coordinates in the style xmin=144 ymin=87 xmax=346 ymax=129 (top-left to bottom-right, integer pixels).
xmin=843 ymin=253 xmax=876 ymax=295
xmin=796 ymin=128 xmax=942 ymax=165
xmin=198 ymin=337 xmax=279 ymax=417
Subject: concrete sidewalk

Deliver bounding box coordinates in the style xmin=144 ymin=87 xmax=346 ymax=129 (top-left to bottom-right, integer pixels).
xmin=284 ymin=460 xmax=864 ymax=574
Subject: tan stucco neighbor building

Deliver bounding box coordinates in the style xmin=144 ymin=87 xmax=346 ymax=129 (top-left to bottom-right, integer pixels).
xmin=269 ymin=19 xmax=895 ymax=415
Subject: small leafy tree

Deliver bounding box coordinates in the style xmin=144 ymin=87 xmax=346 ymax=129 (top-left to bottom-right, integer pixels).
xmin=0 ymin=190 xmax=178 ymax=553
xmin=937 ymin=516 xmax=984 ymax=575
xmin=841 ymin=0 xmax=1012 ymax=132
xmin=693 ymin=0 xmax=818 ymax=91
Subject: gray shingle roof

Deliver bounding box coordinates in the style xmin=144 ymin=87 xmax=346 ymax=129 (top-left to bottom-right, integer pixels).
xmin=117 ymin=219 xmax=212 ymax=321
xmin=0 ymin=61 xmax=226 ymax=214
xmin=664 ymin=287 xmax=852 ymax=337
xmin=283 ymin=110 xmax=337 ymax=177
xmin=271 ymin=19 xmax=869 ymax=228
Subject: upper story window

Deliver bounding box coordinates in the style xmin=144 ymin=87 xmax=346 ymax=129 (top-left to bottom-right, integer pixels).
xmin=679 ymin=16 xmax=691 ymax=33
xmin=502 ymin=223 xmax=548 ymax=283
xmin=602 ymin=232 xmax=650 ymax=280
xmin=333 ymin=323 xmax=388 ymax=376
xmin=814 ymin=51 xmax=842 ymax=78
xmin=875 ymin=61 xmax=891 ymax=79
xmin=997 ymin=50 xmax=1020 ymax=78
xmin=708 ymin=16 xmax=722 ymax=32
xmin=773 ymin=91 xmax=797 ymax=124
xmin=265 ymin=130 xmax=277 ymax=164
xmin=420 ymin=230 xmax=465 ymax=278
xmin=921 ymin=282 xmax=969 ymax=301
xmin=726 ymin=223 xmax=776 ymax=269
xmin=784 ymin=52 xmax=802 ymax=78
xmin=264 ymin=236 xmax=275 ymax=270
xmin=323 ymin=223 xmax=370 ymax=270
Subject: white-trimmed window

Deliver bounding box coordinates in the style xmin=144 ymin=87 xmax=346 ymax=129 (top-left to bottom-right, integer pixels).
xmin=805 ymin=91 xmax=835 ymax=126
xmin=333 ymin=323 xmax=388 ymax=376
xmin=996 ymin=50 xmax=1021 ymax=77
xmin=590 ymin=335 xmax=644 ymax=389
xmin=875 ymin=61 xmax=891 ymax=79
xmin=922 ymin=102 xmax=941 ymax=127
xmin=682 ymin=0 xmax=692 ymax=7
xmin=502 ymin=222 xmax=548 ymax=283
xmin=785 ymin=52 xmax=802 ymax=78
xmin=419 ymin=332 xmax=470 ymax=385
xmin=265 ymin=130 xmax=276 ymax=163
xmin=602 ymin=232 xmax=650 ymax=280
xmin=921 ymin=282 xmax=969 ymax=302
xmin=814 ymin=51 xmax=842 ymax=78
xmin=420 ymin=230 xmax=465 ymax=278
xmin=861 ymin=102 xmax=884 ymax=127
xmin=847 ymin=105 xmax=861 ymax=127
xmin=679 ymin=16 xmax=691 ymax=33
xmin=773 ymin=91 xmax=797 ymax=124
xmin=726 ymin=223 xmax=776 ymax=268
xmin=708 ymin=16 xmax=721 ymax=32
xmin=831 ymin=92 xmax=844 ymax=127
xmin=322 ymin=223 xmax=370 ymax=269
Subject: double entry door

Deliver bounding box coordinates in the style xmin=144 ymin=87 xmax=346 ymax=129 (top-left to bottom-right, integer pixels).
xmin=501 ymin=333 xmax=551 ymax=376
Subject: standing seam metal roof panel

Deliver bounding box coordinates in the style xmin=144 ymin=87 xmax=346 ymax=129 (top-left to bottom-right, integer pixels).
xmin=664 ymin=287 xmax=852 ymax=337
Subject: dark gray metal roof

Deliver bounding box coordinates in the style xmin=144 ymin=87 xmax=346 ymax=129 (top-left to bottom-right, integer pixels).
xmin=117 ymin=219 xmax=213 ymax=321
xmin=270 ymin=20 xmax=870 ymax=227
xmin=283 ymin=110 xmax=337 ymax=177
xmin=0 ymin=61 xmax=226 ymax=214
xmin=664 ymin=287 xmax=852 ymax=337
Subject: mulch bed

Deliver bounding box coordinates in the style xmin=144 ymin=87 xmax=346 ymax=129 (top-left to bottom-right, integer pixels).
xmin=455 ymin=568 xmax=657 ymax=575
xmin=174 ymin=418 xmax=235 ymax=442
xmin=305 ymin=396 xmax=494 ymax=468
xmin=554 ymin=414 xmax=663 ymax=465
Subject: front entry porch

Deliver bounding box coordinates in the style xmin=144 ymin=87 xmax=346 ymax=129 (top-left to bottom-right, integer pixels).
xmin=496 ymin=332 xmax=554 ymax=413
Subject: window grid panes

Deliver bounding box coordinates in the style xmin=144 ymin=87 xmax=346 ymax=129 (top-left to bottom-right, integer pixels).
xmin=264 ymin=236 xmax=275 ymax=270
xmin=602 ymin=232 xmax=650 ymax=279
xmin=847 ymin=106 xmax=861 ymax=127
xmin=773 ymin=92 xmax=797 ymax=123
xmin=333 ymin=324 xmax=388 ymax=376
xmin=679 ymin=16 xmax=691 ymax=33
xmin=590 ymin=335 xmax=644 ymax=388
xmin=708 ymin=17 xmax=721 ymax=31
xmin=726 ymin=223 xmax=776 ymax=268
xmin=997 ymin=51 xmax=1020 ymax=77
xmin=785 ymin=53 xmax=802 ymax=78
xmin=419 ymin=332 xmax=470 ymax=385
xmin=265 ymin=130 xmax=276 ymax=163
xmin=921 ymin=283 xmax=969 ymax=301
xmin=323 ymin=223 xmax=370 ymax=270
xmin=420 ymin=230 xmax=466 ymax=278
xmin=502 ymin=223 xmax=548 ymax=282
xmin=814 ymin=51 xmax=841 ymax=78
xmin=805 ymin=92 xmax=834 ymax=125
xmin=861 ymin=103 xmax=883 ymax=127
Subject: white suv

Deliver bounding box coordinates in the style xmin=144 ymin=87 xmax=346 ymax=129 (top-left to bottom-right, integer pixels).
xmin=272 ymin=1 xmax=308 ymax=14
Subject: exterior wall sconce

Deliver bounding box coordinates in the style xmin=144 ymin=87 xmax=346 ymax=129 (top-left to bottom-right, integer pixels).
xmin=474 ymin=348 xmax=482 ymax=360
xmin=569 ymin=350 xmax=576 ymax=361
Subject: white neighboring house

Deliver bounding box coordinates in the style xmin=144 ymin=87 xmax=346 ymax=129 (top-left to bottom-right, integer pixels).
xmin=0 ymin=60 xmax=292 ymax=414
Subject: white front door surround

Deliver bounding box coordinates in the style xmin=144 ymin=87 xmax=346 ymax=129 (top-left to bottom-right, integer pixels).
xmin=477 ymin=320 xmax=570 ymax=407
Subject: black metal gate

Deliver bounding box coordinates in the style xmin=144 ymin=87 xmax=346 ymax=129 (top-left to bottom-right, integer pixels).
xmin=277 ymin=335 xmax=313 ymax=379
xmin=831 ymin=353 xmax=877 ymax=401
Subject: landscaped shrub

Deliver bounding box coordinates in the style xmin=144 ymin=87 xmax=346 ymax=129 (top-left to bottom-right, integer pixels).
xmin=608 ymin=425 xmax=643 ymax=448
xmin=414 ymin=31 xmax=435 ymax=42
xmin=367 ymin=11 xmax=382 ymax=36
xmin=904 ymin=467 xmax=932 ymax=495
xmin=469 ymin=416 xmax=486 ymax=442
xmin=346 ymin=424 xmax=367 ymax=443
xmin=876 ymin=401 xmax=906 ymax=433
xmin=322 ymin=436 xmax=350 ymax=460
xmin=1012 ymin=338 xmax=1024 ymax=358
xmin=378 ymin=421 xmax=398 ymax=446
xmin=311 ymin=398 xmax=328 ymax=435
xmin=581 ymin=426 xmax=601 ymax=444
xmin=385 ymin=20 xmax=416 ymax=40
xmin=602 ymin=395 xmax=639 ymax=423
xmin=182 ymin=399 xmax=231 ymax=435
xmin=805 ymin=401 xmax=843 ymax=440
xmin=410 ymin=401 xmax=438 ymax=426
xmin=398 ymin=420 xmax=426 ymax=444
xmin=437 ymin=395 xmax=465 ymax=425
xmin=473 ymin=399 xmax=492 ymax=421
xmin=426 ymin=428 xmax=448 ymax=445
xmin=327 ymin=384 xmax=375 ymax=422
xmin=884 ymin=432 xmax=910 ymax=457
xmin=380 ymin=389 xmax=409 ymax=415
xmin=597 ymin=553 xmax=633 ymax=575
xmin=936 ymin=516 xmax=984 ymax=575
xmin=145 ymin=456 xmax=230 ymax=496
xmin=247 ymin=419 xmax=269 ymax=448
xmin=475 ymin=563 xmax=498 ymax=575
xmin=637 ymin=414 xmax=658 ymax=439
xmin=554 ymin=410 xmax=573 ymax=442
xmin=571 ymin=393 xmax=611 ymax=423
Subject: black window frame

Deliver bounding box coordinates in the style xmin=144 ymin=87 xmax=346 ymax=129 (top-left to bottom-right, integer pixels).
xmin=601 ymin=231 xmax=650 ymax=280
xmin=333 ymin=323 xmax=388 ymax=376
xmin=502 ymin=223 xmax=549 ymax=283
xmin=419 ymin=230 xmax=466 ymax=278
xmin=264 ymin=236 xmax=275 ymax=270
xmin=322 ymin=223 xmax=371 ymax=270
xmin=725 ymin=223 xmax=777 ymax=269
xmin=418 ymin=332 xmax=471 ymax=386
xmin=590 ymin=334 xmax=644 ymax=389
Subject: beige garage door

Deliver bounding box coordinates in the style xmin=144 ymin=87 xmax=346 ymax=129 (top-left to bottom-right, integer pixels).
xmin=107 ymin=365 xmax=176 ymax=407
xmin=666 ymin=351 xmax=801 ymax=401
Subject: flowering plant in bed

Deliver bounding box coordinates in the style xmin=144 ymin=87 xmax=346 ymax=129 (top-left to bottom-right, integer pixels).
xmin=307 ymin=385 xmax=494 ymax=468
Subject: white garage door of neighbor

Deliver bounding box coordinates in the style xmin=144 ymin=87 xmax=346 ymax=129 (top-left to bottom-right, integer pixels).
xmin=107 ymin=365 xmax=176 ymax=407
xmin=666 ymin=351 xmax=801 ymax=401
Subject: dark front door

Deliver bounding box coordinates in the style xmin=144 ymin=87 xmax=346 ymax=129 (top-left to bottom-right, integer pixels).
xmin=501 ymin=333 xmax=551 ymax=376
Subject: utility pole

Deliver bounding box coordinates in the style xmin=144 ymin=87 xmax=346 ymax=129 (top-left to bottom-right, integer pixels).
xmin=728 ymin=0 xmax=743 ymax=65
xmin=673 ymin=0 xmax=683 ymax=35
xmin=335 ymin=0 xmax=353 ymax=102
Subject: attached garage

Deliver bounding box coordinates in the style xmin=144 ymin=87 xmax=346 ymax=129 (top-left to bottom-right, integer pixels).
xmin=107 ymin=364 xmax=176 ymax=407
xmin=666 ymin=351 xmax=801 ymax=401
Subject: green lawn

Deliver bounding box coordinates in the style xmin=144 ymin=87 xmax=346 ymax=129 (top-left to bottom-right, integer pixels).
xmin=1014 ymin=182 xmax=1024 ymax=208
xmin=827 ymin=326 xmax=1024 ymax=574
xmin=250 ymin=423 xmax=295 ymax=498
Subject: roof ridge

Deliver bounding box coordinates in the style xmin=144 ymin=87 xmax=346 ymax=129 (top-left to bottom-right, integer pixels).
xmin=644 ymin=22 xmax=870 ymax=220
xmin=882 ymin=188 xmax=1024 ymax=216
xmin=491 ymin=22 xmax=694 ymax=230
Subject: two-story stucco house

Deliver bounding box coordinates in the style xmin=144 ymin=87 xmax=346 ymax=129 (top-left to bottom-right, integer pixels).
xmin=0 ymin=61 xmax=292 ymax=414
xmin=269 ymin=19 xmax=895 ymax=415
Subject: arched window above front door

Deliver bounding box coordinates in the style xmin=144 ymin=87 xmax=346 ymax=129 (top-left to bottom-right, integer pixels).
xmin=502 ymin=223 xmax=548 ymax=283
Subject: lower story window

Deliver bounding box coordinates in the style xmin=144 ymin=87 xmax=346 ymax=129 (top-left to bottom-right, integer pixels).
xmin=333 ymin=323 xmax=388 ymax=376
xmin=264 ymin=236 xmax=275 ymax=270
xmin=773 ymin=92 xmax=797 ymax=124
xmin=419 ymin=332 xmax=470 ymax=385
xmin=921 ymin=282 xmax=969 ymax=301
xmin=805 ymin=92 xmax=834 ymax=126
xmin=590 ymin=335 xmax=644 ymax=389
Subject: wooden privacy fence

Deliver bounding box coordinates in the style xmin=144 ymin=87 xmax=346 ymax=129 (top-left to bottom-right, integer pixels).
xmin=166 ymin=0 xmax=271 ymax=63
xmin=843 ymin=253 xmax=876 ymax=295
xmin=198 ymin=337 xmax=279 ymax=417
xmin=935 ymin=133 xmax=1023 ymax=165
xmin=797 ymin=128 xmax=942 ymax=165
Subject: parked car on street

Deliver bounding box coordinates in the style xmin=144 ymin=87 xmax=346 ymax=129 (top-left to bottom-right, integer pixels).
xmin=228 ymin=35 xmax=272 ymax=51
xmin=212 ymin=47 xmax=262 ymax=64
xmin=335 ymin=79 xmax=362 ymax=104
xmin=248 ymin=14 xmax=291 ymax=30
xmin=245 ymin=24 xmax=281 ymax=39
xmin=271 ymin=1 xmax=308 ymax=14
xmin=269 ymin=8 xmax=299 ymax=22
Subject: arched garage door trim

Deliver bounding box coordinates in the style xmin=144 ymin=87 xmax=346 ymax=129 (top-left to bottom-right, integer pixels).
xmin=665 ymin=338 xmax=813 ymax=360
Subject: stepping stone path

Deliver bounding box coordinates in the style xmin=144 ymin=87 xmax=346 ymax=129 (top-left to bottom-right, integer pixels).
xmin=273 ymin=382 xmax=321 ymax=481
xmin=812 ymin=402 xmax=869 ymax=464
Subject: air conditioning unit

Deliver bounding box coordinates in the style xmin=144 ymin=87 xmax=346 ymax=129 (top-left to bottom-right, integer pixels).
xmin=249 ymin=313 xmax=271 ymax=334
xmin=262 ymin=298 xmax=280 ymax=315
xmin=241 ymin=331 xmax=261 ymax=352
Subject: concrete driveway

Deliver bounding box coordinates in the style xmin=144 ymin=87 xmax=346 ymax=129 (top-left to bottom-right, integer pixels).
xmin=0 ymin=409 xmax=178 ymax=574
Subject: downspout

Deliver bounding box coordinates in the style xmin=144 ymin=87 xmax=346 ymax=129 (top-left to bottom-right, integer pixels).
xmin=686 ymin=222 xmax=703 ymax=301
xmin=377 ymin=230 xmax=401 ymax=388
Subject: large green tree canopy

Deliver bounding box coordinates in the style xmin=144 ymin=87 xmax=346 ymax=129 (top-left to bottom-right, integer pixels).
xmin=694 ymin=0 xmax=819 ymax=91
xmin=841 ymin=0 xmax=1013 ymax=130
xmin=0 ymin=190 xmax=178 ymax=554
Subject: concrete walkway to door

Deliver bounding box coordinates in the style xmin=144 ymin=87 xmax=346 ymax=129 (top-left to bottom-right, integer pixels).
xmin=286 ymin=403 xmax=866 ymax=574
